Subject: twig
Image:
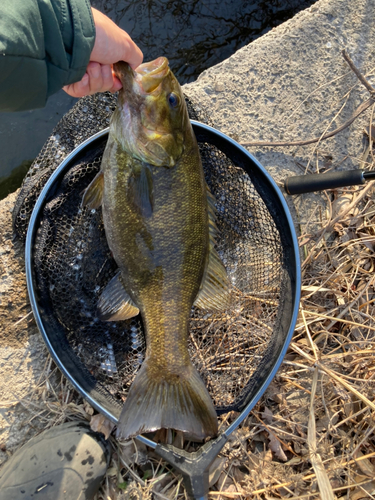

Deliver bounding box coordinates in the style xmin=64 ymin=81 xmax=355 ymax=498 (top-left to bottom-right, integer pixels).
xmin=325 ymin=275 xmax=375 ymax=331
xmin=303 ymin=310 xmax=375 ymax=333
xmin=119 ymin=456 xmax=170 ymax=500
xmin=301 ymin=181 xmax=374 ymax=268
xmin=252 ymin=412 xmax=298 ymax=456
xmin=307 ymin=367 xmax=335 ymax=500
xmin=305 ymin=95 xmax=351 ymax=173
xmin=342 ymin=49 xmax=375 ymax=94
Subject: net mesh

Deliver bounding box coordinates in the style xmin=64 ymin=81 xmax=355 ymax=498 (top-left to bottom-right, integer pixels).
xmin=13 ymin=92 xmax=292 ymax=415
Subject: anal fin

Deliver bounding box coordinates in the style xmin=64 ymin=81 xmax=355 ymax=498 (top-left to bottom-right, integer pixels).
xmin=98 ymin=271 xmax=139 ymax=321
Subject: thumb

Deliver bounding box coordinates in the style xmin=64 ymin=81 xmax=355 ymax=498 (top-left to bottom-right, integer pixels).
xmin=90 ymin=8 xmax=143 ymax=68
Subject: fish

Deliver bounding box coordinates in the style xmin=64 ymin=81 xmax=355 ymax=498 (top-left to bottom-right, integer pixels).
xmin=83 ymin=56 xmax=230 ymax=440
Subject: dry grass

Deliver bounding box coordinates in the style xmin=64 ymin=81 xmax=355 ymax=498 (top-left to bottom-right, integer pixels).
xmin=8 ymin=68 xmax=375 ymax=499
xmin=16 ymin=141 xmax=375 ymax=499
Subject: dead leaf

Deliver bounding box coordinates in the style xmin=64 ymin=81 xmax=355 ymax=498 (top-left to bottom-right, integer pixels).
xmin=224 ymin=483 xmax=237 ymax=493
xmin=216 ymin=471 xmax=235 ymax=492
xmin=259 ymin=449 xmax=273 ymax=464
xmin=350 ymin=474 xmax=375 ymax=499
xmin=84 ymin=402 xmax=94 ymax=415
xmin=246 ymin=452 xmax=260 ymax=469
xmin=90 ymin=413 xmax=115 ymax=439
xmin=330 ymin=478 xmax=342 ymax=489
xmin=332 ymin=382 xmax=353 ymax=417
xmin=286 ymin=457 xmax=302 ymax=466
xmin=268 ymin=433 xmax=287 ymax=462
xmin=172 ymin=430 xmax=184 ymax=449
xmin=316 ymin=415 xmax=330 ymax=432
xmin=354 ymin=450 xmax=375 ymax=477
xmin=209 ymin=456 xmax=227 ymax=487
xmin=332 ymin=193 xmax=353 ymax=220
xmin=293 ymin=441 xmax=301 ymax=454
xmin=264 ymin=382 xmax=286 ymax=405
xmin=232 ymin=466 xmax=247 ymax=484
xmin=262 ymin=407 xmax=273 ymax=424
xmin=121 ymin=440 xmax=136 ymax=466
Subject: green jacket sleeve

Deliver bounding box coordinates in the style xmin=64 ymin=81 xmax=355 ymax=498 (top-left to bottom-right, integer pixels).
xmin=0 ymin=0 xmax=95 ymax=112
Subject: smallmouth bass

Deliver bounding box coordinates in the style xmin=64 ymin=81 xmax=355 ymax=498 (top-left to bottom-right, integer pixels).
xmin=83 ymin=57 xmax=229 ymax=440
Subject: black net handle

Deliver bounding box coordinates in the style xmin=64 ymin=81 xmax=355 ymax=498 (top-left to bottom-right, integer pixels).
xmin=284 ymin=169 xmax=373 ymax=195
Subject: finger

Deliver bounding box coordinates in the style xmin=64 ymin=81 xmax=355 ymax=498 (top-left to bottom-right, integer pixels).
xmin=119 ymin=34 xmax=143 ymax=69
xmin=91 ymin=8 xmax=143 ymax=68
xmin=62 ymin=73 xmax=90 ymax=98
xmin=101 ymin=64 xmax=116 ymax=91
xmin=86 ymin=62 xmax=103 ymax=93
xmin=63 ymin=66 xmax=121 ymax=97
xmin=109 ymin=74 xmax=122 ymax=93
xmin=87 ymin=64 xmax=120 ymax=93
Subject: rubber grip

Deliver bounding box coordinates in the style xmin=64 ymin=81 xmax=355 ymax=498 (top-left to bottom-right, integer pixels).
xmin=284 ymin=170 xmax=365 ymax=195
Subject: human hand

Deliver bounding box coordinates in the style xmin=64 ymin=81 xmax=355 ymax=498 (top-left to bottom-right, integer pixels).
xmin=63 ymin=8 xmax=143 ymax=98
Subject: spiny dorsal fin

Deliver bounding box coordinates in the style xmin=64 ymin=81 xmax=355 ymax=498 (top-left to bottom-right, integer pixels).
xmin=82 ymin=171 xmax=104 ymax=209
xmin=98 ymin=271 xmax=139 ymax=321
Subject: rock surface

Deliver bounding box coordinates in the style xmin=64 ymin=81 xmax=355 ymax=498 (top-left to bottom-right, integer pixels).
xmin=1 ymin=0 xmax=375 ymax=466
xmin=184 ymin=0 xmax=375 ymax=234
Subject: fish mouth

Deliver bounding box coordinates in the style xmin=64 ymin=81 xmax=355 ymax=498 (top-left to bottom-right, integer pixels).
xmin=136 ymin=57 xmax=169 ymax=93
xmin=113 ymin=58 xmax=170 ymax=95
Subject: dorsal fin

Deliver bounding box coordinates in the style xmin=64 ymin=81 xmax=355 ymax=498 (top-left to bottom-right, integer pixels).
xmin=194 ymin=185 xmax=230 ymax=311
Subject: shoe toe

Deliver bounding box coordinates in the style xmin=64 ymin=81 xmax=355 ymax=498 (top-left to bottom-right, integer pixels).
xmin=0 ymin=421 xmax=111 ymax=500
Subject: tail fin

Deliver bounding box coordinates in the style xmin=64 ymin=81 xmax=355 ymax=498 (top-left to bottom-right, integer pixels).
xmin=116 ymin=360 xmax=218 ymax=440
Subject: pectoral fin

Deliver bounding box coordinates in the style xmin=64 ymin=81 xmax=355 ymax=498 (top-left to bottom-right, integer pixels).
xmin=82 ymin=171 xmax=104 ymax=209
xmin=98 ymin=271 xmax=139 ymax=321
xmin=128 ymin=164 xmax=154 ymax=218
xmin=194 ymin=184 xmax=230 ymax=311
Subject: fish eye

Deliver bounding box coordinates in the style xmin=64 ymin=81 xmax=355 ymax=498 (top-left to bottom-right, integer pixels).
xmin=167 ymin=93 xmax=179 ymax=108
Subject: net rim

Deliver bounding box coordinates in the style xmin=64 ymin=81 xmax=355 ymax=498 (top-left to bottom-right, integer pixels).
xmin=25 ymin=121 xmax=301 ymax=442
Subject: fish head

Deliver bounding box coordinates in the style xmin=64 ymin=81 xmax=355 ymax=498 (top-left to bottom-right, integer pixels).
xmin=113 ymin=57 xmax=187 ymax=167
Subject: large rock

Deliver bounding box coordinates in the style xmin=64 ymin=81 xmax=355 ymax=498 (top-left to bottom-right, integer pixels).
xmin=183 ymin=0 xmax=375 ymax=230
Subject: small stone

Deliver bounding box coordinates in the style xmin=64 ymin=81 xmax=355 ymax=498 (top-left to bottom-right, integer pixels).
xmin=215 ymin=81 xmax=225 ymax=92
